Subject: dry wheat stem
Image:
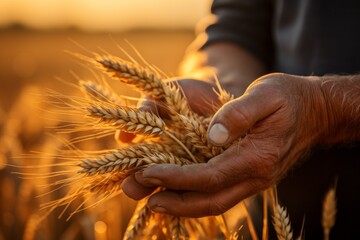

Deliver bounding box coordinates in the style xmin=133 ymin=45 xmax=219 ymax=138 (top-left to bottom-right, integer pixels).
xmin=272 ymin=204 xmax=293 ymax=240
xmin=322 ymin=187 xmax=336 ymax=240
xmin=242 ymin=201 xmax=259 ymax=240
xmin=216 ymin=215 xmax=231 ymax=239
xmin=214 ymin=73 xmax=235 ymax=106
xmin=184 ymin=218 xmax=207 ymax=239
xmin=262 ymin=190 xmax=269 ymax=240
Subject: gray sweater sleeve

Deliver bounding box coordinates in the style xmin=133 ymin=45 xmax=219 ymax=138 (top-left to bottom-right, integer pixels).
xmin=202 ymin=0 xmax=273 ymax=67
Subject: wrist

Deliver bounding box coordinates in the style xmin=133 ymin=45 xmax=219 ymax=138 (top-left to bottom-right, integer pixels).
xmin=314 ymin=75 xmax=360 ymax=144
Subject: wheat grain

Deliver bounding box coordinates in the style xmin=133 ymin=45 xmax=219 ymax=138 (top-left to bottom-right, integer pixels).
xmin=179 ymin=114 xmax=222 ymax=159
xmin=272 ymin=203 xmax=293 ymax=240
xmin=96 ymin=55 xmax=196 ymax=122
xmin=322 ymin=187 xmax=336 ymax=240
xmin=78 ymin=142 xmax=192 ymax=176
xmin=168 ymin=216 xmax=187 ymax=240
xmin=87 ymin=105 xmax=165 ymax=137
xmin=86 ymin=172 xmax=129 ymax=194
xmin=123 ymin=198 xmax=152 ymax=240
xmin=80 ymin=80 xmax=123 ymax=105
xmin=96 ymin=55 xmax=165 ymax=98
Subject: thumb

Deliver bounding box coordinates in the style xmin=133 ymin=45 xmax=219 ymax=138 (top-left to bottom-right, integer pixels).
xmin=207 ymin=87 xmax=281 ymax=146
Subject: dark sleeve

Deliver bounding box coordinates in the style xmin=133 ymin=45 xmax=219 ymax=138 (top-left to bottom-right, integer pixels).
xmin=201 ymin=0 xmax=273 ymax=67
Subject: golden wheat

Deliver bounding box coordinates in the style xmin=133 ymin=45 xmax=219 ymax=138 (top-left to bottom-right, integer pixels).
xmin=38 ymin=49 xmax=341 ymax=240
xmin=322 ymin=187 xmax=336 ymax=240
xmin=87 ymin=105 xmax=165 ymax=136
xmin=96 ymin=55 xmax=165 ymax=98
xmin=123 ymin=198 xmax=152 ymax=240
xmin=80 ymin=80 xmax=123 ymax=105
xmin=272 ymin=203 xmax=293 ymax=240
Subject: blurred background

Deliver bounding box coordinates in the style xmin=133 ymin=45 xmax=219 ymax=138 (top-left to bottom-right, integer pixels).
xmin=0 ymin=1 xmax=214 ymax=239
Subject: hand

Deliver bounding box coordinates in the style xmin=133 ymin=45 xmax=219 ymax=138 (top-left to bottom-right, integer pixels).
xmin=121 ymin=73 xmax=328 ymax=217
xmin=115 ymin=78 xmax=221 ymax=143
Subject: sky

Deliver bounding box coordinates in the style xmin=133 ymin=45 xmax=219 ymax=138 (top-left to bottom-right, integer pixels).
xmin=0 ymin=0 xmax=211 ymax=31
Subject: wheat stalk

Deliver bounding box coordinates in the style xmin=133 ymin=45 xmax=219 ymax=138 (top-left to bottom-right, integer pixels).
xmin=322 ymin=187 xmax=336 ymax=240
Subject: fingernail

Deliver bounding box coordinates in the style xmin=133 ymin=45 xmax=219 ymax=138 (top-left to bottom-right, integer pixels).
xmin=143 ymin=177 xmax=163 ymax=186
xmin=208 ymin=123 xmax=229 ymax=145
xmin=152 ymin=206 xmax=168 ymax=214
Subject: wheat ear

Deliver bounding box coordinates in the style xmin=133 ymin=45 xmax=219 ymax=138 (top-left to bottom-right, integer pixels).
xmin=179 ymin=114 xmax=222 ymax=159
xmin=86 ymin=171 xmax=129 ymax=194
xmin=168 ymin=216 xmax=187 ymax=240
xmin=123 ymin=198 xmax=152 ymax=240
xmin=96 ymin=55 xmax=195 ymax=121
xmin=78 ymin=150 xmax=191 ymax=176
xmin=272 ymin=204 xmax=293 ymax=240
xmin=79 ymin=80 xmax=122 ymax=105
xmin=96 ymin=55 xmax=165 ymax=98
xmin=322 ymin=187 xmax=336 ymax=240
xmin=87 ymin=105 xmax=196 ymax=162
xmin=87 ymin=105 xmax=165 ymax=136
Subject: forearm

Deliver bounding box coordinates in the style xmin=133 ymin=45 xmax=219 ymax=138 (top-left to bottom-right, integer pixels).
xmin=317 ymin=75 xmax=360 ymax=144
xmin=178 ymin=42 xmax=268 ymax=97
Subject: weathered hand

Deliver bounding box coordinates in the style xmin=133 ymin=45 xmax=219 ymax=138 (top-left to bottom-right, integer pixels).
xmin=122 ymin=73 xmax=329 ymax=217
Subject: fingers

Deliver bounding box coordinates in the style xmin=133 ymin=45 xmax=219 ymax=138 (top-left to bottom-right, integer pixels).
xmin=134 ymin=144 xmax=255 ymax=193
xmin=146 ymin=179 xmax=263 ymax=217
xmin=207 ymin=85 xmax=283 ymax=146
xmin=135 ymin=163 xmax=226 ymax=192
xmin=175 ymin=79 xmax=220 ymax=116
xmin=121 ymin=174 xmax=156 ymax=200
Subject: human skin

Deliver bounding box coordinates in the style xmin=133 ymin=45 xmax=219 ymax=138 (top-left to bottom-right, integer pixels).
xmin=120 ymin=42 xmax=360 ymax=217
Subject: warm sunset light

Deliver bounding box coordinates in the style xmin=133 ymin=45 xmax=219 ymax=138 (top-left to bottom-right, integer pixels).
xmin=0 ymin=1 xmax=219 ymax=239
xmin=0 ymin=0 xmax=211 ymax=31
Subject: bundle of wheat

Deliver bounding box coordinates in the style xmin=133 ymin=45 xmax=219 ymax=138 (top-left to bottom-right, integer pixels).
xmin=36 ymin=49 xmax=338 ymax=240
